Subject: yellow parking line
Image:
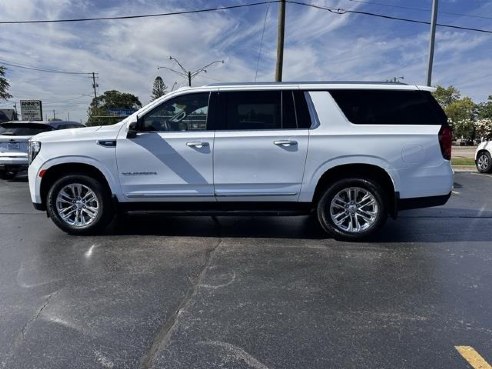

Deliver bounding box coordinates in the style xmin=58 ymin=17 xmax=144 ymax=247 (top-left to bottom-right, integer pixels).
xmin=455 ymin=346 xmax=492 ymax=369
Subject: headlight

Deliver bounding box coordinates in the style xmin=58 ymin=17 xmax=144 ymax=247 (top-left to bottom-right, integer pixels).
xmin=28 ymin=141 xmax=41 ymax=164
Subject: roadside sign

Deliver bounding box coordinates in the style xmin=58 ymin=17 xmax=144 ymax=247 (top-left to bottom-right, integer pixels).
xmin=107 ymin=108 xmax=137 ymax=117
xmin=20 ymin=100 xmax=43 ymax=121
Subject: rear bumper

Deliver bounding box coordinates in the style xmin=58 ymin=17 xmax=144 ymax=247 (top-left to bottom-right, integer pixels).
xmin=0 ymin=164 xmax=28 ymax=172
xmin=397 ymin=192 xmax=452 ymax=211
xmin=0 ymin=156 xmax=28 ymax=171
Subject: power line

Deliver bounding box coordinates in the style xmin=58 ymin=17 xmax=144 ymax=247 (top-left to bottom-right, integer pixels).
xmin=288 ymin=1 xmax=492 ymax=34
xmin=0 ymin=1 xmax=280 ymax=24
xmin=1 ymin=0 xmax=489 ymax=35
xmin=0 ymin=58 xmax=93 ymax=75
xmin=346 ymin=0 xmax=492 ymax=21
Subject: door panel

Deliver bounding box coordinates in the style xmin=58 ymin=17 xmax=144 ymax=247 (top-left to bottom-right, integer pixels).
xmin=116 ymin=131 xmax=214 ymax=201
xmin=115 ymin=92 xmax=214 ymax=201
xmin=213 ymin=130 xmax=308 ymax=201
xmin=212 ymin=90 xmax=310 ymax=202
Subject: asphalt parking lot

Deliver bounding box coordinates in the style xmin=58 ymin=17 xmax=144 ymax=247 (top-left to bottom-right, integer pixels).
xmin=0 ymin=172 xmax=491 ymax=369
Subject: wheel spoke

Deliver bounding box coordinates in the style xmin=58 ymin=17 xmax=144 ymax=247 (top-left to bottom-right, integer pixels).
xmin=59 ymin=189 xmax=73 ymax=201
xmin=83 ymin=206 xmax=98 ymax=218
xmin=334 ymin=213 xmax=350 ymax=225
xmin=352 ymin=214 xmax=361 ymax=232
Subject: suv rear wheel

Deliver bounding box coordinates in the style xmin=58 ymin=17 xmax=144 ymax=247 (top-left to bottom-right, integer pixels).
xmin=317 ymin=178 xmax=387 ymax=241
xmin=47 ymin=174 xmax=114 ymax=235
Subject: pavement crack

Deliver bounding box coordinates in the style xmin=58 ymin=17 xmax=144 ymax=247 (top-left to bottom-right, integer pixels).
xmin=2 ymin=290 xmax=59 ymax=369
xmin=20 ymin=291 xmax=57 ymax=338
xmin=139 ymin=239 xmax=223 ymax=369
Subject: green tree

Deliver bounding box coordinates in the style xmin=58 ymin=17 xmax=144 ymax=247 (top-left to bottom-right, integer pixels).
xmin=432 ymin=85 xmax=460 ymax=109
xmin=452 ymin=119 xmax=475 ymax=140
xmin=0 ymin=66 xmax=13 ymax=101
xmin=151 ymin=76 xmax=167 ymax=101
xmin=87 ymin=90 xmax=142 ymax=126
xmin=477 ymin=95 xmax=492 ymax=119
xmin=446 ymin=97 xmax=477 ymax=140
xmin=446 ymin=97 xmax=476 ymax=123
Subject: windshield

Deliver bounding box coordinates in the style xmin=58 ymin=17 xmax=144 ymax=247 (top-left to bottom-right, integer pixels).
xmin=0 ymin=123 xmax=53 ymax=136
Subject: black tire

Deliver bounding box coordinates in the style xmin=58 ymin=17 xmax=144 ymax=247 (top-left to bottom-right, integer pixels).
xmin=476 ymin=151 xmax=492 ymax=173
xmin=46 ymin=174 xmax=114 ymax=235
xmin=317 ymin=178 xmax=387 ymax=241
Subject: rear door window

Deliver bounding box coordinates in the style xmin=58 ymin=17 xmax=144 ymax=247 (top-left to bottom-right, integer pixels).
xmin=217 ymin=90 xmax=312 ymax=130
xmin=329 ymin=89 xmax=447 ymax=125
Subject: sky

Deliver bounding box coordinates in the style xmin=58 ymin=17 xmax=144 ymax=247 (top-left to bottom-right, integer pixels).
xmin=0 ymin=0 xmax=491 ymax=123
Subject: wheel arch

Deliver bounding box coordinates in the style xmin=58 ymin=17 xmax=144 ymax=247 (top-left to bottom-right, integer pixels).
xmin=40 ymin=162 xmax=114 ymax=208
xmin=311 ymin=163 xmax=397 ymax=218
xmin=476 ymin=149 xmax=491 ymax=161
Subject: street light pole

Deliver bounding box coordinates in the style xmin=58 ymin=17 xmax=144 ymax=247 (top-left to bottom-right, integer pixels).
xmin=158 ymin=56 xmax=224 ymax=87
xmin=426 ymin=0 xmax=439 ymax=86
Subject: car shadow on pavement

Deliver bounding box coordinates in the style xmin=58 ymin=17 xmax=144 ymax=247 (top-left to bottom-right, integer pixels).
xmin=1 ymin=173 xmax=28 ymax=182
xmin=111 ymin=213 xmax=328 ymax=240
xmin=109 ymin=208 xmax=492 ymax=243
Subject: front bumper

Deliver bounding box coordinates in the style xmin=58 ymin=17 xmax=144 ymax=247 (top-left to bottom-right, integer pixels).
xmin=32 ymin=202 xmax=46 ymax=211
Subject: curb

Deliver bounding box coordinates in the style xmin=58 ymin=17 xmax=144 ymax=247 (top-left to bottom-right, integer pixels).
xmin=452 ymin=166 xmax=476 ymax=173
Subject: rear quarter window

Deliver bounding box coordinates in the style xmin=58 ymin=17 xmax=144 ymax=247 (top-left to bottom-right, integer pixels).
xmin=329 ymin=89 xmax=447 ymax=125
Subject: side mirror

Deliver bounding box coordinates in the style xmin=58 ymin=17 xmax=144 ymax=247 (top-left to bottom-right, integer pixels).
xmin=127 ymin=120 xmax=139 ymax=139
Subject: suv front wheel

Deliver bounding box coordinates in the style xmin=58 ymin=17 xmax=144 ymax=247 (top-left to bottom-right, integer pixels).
xmin=317 ymin=178 xmax=387 ymax=241
xmin=476 ymin=151 xmax=492 ymax=173
xmin=47 ymin=174 xmax=114 ymax=235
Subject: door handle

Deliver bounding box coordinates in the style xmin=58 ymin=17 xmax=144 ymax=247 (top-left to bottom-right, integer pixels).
xmin=186 ymin=141 xmax=209 ymax=148
xmin=274 ymin=140 xmax=298 ymax=147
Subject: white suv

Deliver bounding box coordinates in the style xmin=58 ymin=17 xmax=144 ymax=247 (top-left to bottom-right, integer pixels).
xmin=28 ymin=82 xmax=453 ymax=240
xmin=475 ymin=140 xmax=492 ymax=173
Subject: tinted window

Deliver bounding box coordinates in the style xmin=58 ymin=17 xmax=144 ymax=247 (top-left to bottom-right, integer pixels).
xmin=0 ymin=123 xmax=53 ymax=136
xmin=294 ymin=91 xmax=312 ymax=129
xmin=141 ymin=93 xmax=209 ymax=132
xmin=329 ymin=90 xmax=447 ymax=125
xmin=221 ymin=90 xmax=311 ymax=130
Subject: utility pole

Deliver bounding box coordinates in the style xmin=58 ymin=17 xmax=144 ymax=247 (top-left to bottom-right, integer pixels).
xmin=52 ymin=110 xmax=56 ymax=120
xmin=426 ymin=0 xmax=439 ymax=86
xmin=91 ymin=72 xmax=99 ymax=101
xmin=275 ymin=0 xmax=286 ymax=82
xmin=158 ymin=56 xmax=224 ymax=87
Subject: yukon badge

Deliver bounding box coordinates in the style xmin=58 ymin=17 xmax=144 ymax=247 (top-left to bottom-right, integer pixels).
xmin=121 ymin=172 xmax=157 ymax=176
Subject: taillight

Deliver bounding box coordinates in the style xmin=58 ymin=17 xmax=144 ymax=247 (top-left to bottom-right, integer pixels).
xmin=438 ymin=125 xmax=452 ymax=160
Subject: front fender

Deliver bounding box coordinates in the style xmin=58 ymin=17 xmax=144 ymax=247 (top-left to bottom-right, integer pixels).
xmin=29 ymin=155 xmax=121 ymax=206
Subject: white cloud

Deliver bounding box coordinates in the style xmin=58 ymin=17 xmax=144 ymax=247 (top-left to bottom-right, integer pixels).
xmin=0 ymin=0 xmax=491 ymax=122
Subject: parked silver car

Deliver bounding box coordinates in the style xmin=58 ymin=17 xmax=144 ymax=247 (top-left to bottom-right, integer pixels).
xmin=0 ymin=121 xmax=85 ymax=178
